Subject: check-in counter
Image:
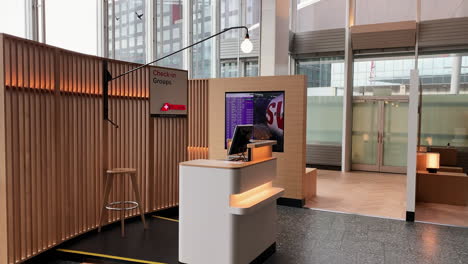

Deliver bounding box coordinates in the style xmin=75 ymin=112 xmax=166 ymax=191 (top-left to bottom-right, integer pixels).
xmin=179 ymin=141 xmax=283 ymax=264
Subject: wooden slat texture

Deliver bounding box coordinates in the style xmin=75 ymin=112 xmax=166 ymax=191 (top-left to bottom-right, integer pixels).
xmin=306 ymin=144 xmax=342 ymax=166
xmin=419 ymin=17 xmax=468 ymax=49
xmin=351 ymin=21 xmax=417 ymax=50
xmin=291 ymin=28 xmax=346 ymax=55
xmin=187 ymin=79 xmax=209 ymax=160
xmin=0 ymin=34 xmax=187 ymax=264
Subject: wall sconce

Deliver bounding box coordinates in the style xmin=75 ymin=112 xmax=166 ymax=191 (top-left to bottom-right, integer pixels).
xmin=363 ymin=133 xmax=369 ymax=142
xmin=426 ymin=152 xmax=440 ymax=173
xmin=425 ymin=136 xmax=433 ymax=146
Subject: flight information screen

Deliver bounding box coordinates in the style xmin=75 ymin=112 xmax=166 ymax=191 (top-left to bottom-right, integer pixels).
xmin=225 ymin=91 xmax=284 ymax=152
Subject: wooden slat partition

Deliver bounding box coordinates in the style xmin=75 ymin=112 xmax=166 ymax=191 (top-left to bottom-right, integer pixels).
xmin=187 ymin=79 xmax=209 ymax=160
xmin=0 ymin=34 xmax=189 ymax=264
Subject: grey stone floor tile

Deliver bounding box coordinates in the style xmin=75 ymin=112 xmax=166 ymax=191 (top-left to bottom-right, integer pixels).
xmin=384 ymin=250 xmax=432 ymax=264
xmin=341 ymin=239 xmax=385 ymax=255
xmin=356 ymin=252 xmax=385 ymax=264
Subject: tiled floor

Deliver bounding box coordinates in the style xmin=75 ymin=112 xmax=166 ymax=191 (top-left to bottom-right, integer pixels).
xmin=305 ymin=170 xmax=407 ymax=219
xmin=28 ymin=206 xmax=468 ymax=264
xmin=267 ymin=206 xmax=468 ymax=264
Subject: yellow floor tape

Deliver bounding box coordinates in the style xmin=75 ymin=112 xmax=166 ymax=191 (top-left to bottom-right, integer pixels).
xmin=56 ymin=248 xmax=168 ymax=264
xmin=152 ymin=215 xmax=179 ymax=223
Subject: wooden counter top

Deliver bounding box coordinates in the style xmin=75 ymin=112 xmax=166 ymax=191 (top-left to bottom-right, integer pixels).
xmin=180 ymin=157 xmax=276 ymax=169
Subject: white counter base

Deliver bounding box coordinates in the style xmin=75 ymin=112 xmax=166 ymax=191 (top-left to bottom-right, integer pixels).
xmin=179 ymin=158 xmax=283 ymax=264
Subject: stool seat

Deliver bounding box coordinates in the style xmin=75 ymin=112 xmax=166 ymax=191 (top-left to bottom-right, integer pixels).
xmin=98 ymin=167 xmax=147 ymax=237
xmin=106 ymin=168 xmax=137 ymax=174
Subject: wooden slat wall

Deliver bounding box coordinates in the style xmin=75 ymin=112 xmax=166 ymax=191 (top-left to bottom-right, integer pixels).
xmin=0 ymin=34 xmax=187 ymax=264
xmin=291 ymin=28 xmax=346 ymax=56
xmin=187 ymin=79 xmax=209 ymax=160
xmin=419 ymin=17 xmax=468 ymax=49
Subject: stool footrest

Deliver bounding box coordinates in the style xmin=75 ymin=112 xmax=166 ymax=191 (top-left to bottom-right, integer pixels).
xmin=105 ymin=201 xmax=139 ymax=211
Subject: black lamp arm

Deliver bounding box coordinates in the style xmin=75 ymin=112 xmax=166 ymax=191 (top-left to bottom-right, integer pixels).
xmin=103 ymin=26 xmax=249 ymax=127
xmin=110 ymin=26 xmax=249 ymax=82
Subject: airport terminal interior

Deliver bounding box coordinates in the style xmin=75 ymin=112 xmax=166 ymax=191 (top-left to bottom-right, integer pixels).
xmin=0 ymin=0 xmax=467 ymax=264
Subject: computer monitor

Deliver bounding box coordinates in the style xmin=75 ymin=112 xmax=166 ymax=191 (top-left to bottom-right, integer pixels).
xmin=225 ymin=91 xmax=284 ymax=152
xmin=228 ymin=125 xmax=253 ymax=156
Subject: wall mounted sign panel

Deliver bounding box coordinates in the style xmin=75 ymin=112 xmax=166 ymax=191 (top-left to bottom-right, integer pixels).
xmin=150 ymin=67 xmax=188 ymax=117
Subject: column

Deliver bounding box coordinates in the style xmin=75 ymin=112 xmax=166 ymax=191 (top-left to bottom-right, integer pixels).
xmin=450 ymin=55 xmax=462 ymax=94
xmin=260 ymin=0 xmax=290 ymax=76
xmin=341 ymin=0 xmax=355 ymax=172
xmin=211 ymin=0 xmax=220 ymax=78
xmin=183 ymin=0 xmax=193 ymax=73
xmin=406 ymin=69 xmax=420 ymax=221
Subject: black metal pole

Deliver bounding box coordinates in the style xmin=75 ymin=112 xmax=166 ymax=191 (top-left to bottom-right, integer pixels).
xmin=103 ymin=60 xmax=109 ymax=121
xmin=103 ymin=26 xmax=249 ymax=127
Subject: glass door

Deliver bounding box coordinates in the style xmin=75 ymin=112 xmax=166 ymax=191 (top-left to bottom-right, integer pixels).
xmin=351 ymin=100 xmax=380 ymax=171
xmin=352 ymin=98 xmax=408 ymax=173
xmin=380 ymin=101 xmax=408 ymax=173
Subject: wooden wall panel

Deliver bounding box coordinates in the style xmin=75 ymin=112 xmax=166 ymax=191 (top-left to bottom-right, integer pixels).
xmin=291 ymin=28 xmax=345 ymax=55
xmin=208 ymin=76 xmax=307 ymax=200
xmin=187 ymin=79 xmax=209 ymax=160
xmin=0 ymin=34 xmax=186 ymax=264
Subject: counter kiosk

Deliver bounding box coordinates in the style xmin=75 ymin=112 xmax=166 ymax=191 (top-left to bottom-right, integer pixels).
xmin=179 ymin=140 xmax=284 ymax=264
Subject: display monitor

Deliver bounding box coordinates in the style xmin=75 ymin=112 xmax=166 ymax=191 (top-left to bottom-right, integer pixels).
xmin=228 ymin=125 xmax=253 ymax=156
xmin=225 ymin=91 xmax=284 ymax=152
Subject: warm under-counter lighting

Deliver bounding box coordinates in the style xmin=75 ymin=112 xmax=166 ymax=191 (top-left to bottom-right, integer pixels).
xmin=230 ymin=182 xmax=273 ymax=207
xmin=426 ymin=152 xmax=440 ymax=173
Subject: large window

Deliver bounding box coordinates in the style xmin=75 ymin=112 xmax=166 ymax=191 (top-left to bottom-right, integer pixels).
xmin=355 ymin=0 xmax=416 ymax=25
xmin=353 ymin=56 xmax=415 ymax=96
xmin=296 ymin=0 xmax=345 ymax=32
xmin=296 ymin=57 xmax=344 ymax=146
xmin=108 ymin=0 xmax=146 ymax=64
xmin=421 ymin=0 xmax=468 ymax=21
xmin=46 ymin=0 xmax=98 ymax=55
xmin=156 ymin=0 xmax=184 ymax=69
xmin=220 ymin=0 xmax=260 ymax=78
xmin=419 ymin=53 xmax=468 ymax=147
xmin=192 ymin=0 xmax=212 ymax=78
xmin=221 ymin=0 xmax=240 ymax=40
xmin=0 ymin=0 xmax=26 ymax=38
xmin=221 ymin=58 xmax=259 ymax=78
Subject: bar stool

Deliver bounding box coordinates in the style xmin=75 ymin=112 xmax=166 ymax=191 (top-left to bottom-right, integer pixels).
xmin=98 ymin=168 xmax=147 ymax=237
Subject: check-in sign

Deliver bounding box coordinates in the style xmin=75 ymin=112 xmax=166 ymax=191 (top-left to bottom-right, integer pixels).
xmin=150 ymin=68 xmax=188 ymax=117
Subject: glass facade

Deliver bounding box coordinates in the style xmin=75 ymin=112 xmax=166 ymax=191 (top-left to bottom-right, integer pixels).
xmin=421 ymin=0 xmax=468 ymax=21
xmin=220 ymin=59 xmax=259 ymax=78
xmin=353 ymin=56 xmax=415 ymax=96
xmin=220 ymin=60 xmax=238 ymax=77
xmin=156 ymin=0 xmax=184 ymax=69
xmin=296 ymin=0 xmax=346 ymax=32
xmin=108 ymin=0 xmax=146 ymax=63
xmin=355 ymin=0 xmax=416 ymax=25
xmin=46 ymin=0 xmax=98 ymax=55
xmin=219 ymin=0 xmax=260 ymax=78
xmin=244 ymin=60 xmax=259 ymax=77
xmin=419 ymin=53 xmax=468 ymax=147
xmin=221 ymin=0 xmax=240 ymax=40
xmin=296 ymin=57 xmax=344 ymax=146
xmin=192 ymin=0 xmax=212 ymax=78
xmin=0 ymin=0 xmax=26 ymax=38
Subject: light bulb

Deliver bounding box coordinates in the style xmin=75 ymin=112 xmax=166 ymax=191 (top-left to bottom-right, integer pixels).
xmin=241 ymin=38 xmax=253 ymax=54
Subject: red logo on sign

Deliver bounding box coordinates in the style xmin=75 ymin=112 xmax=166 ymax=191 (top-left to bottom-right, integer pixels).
xmin=161 ymin=103 xmax=186 ymax=111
